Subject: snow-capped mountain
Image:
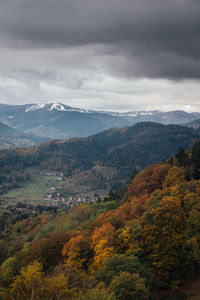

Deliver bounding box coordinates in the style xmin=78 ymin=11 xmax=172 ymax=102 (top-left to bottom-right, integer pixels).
xmin=0 ymin=102 xmax=200 ymax=140
xmin=24 ymin=103 xmax=91 ymax=113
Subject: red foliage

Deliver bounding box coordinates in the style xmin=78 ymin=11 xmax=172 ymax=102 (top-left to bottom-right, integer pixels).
xmin=128 ymin=163 xmax=170 ymax=196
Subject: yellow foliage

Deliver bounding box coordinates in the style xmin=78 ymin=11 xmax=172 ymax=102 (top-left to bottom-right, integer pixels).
xmin=119 ymin=227 xmax=132 ymax=244
xmin=11 ymin=261 xmax=44 ymax=300
xmin=91 ymin=223 xmax=115 ymax=269
xmin=164 ymin=166 xmax=186 ymax=187
xmin=44 ymin=273 xmax=71 ymax=299
xmin=93 ymin=243 xmax=114 ymax=269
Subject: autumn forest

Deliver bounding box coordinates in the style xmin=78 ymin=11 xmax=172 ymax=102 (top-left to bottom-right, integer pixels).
xmin=1 ymin=141 xmax=200 ymax=299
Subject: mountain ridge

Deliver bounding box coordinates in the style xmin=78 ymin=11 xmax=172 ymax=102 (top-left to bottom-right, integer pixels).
xmin=0 ymin=121 xmax=48 ymax=149
xmin=1 ymin=102 xmax=200 ymax=140
xmin=186 ymin=118 xmax=200 ymax=129
xmin=1 ymin=121 xmax=200 ymax=196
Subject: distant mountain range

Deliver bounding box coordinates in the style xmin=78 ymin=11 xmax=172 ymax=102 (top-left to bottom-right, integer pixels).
xmin=0 ymin=102 xmax=200 ymax=140
xmin=186 ymin=118 xmax=200 ymax=129
xmin=0 ymin=121 xmax=48 ymax=149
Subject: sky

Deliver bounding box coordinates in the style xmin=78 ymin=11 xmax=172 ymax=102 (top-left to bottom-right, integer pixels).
xmin=0 ymin=0 xmax=200 ymax=112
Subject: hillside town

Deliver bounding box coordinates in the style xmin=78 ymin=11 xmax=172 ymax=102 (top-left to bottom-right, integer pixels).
xmin=44 ymin=186 xmax=98 ymax=207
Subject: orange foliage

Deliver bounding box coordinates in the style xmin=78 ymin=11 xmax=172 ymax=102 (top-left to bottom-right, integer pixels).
xmin=62 ymin=235 xmax=92 ymax=268
xmin=40 ymin=214 xmax=47 ymax=225
xmin=108 ymin=202 xmax=134 ymax=228
xmin=96 ymin=211 xmax=113 ymax=226
xmin=130 ymin=194 xmax=149 ymax=217
xmin=129 ymin=164 xmax=170 ymax=196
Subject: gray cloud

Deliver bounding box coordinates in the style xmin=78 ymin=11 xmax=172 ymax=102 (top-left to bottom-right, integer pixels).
xmin=0 ymin=0 xmax=200 ymax=79
xmin=0 ymin=0 xmax=200 ymax=111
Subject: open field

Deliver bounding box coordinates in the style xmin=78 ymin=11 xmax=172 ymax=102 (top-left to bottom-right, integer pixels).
xmin=0 ymin=166 xmax=109 ymax=207
xmin=1 ymin=167 xmax=65 ymax=206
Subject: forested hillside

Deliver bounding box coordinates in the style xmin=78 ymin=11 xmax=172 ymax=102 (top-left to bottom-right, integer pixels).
xmin=0 ymin=122 xmax=47 ymax=149
xmin=0 ymin=122 xmax=199 ymax=195
xmin=1 ymin=142 xmax=200 ymax=299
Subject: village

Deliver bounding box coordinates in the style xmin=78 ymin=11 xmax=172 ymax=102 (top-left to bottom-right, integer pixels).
xmin=41 ymin=171 xmax=102 ymax=206
xmin=0 ymin=171 xmax=104 ymax=215
xmin=44 ymin=186 xmax=99 ymax=207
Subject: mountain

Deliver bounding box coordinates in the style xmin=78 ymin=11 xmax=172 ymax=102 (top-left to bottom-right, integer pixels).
xmin=0 ymin=122 xmax=199 ymax=195
xmin=0 ymin=102 xmax=200 ymax=139
xmin=1 ymin=142 xmax=200 ymax=299
xmin=111 ymin=109 xmax=200 ymax=124
xmin=186 ymin=118 xmax=200 ymax=129
xmin=0 ymin=121 xmax=48 ymax=149
xmin=0 ymin=103 xmax=130 ymax=139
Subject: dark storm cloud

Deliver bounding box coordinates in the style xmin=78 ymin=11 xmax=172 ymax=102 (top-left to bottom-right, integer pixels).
xmin=0 ymin=0 xmax=200 ymax=79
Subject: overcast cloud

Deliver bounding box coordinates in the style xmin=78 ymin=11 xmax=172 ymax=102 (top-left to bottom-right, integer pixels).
xmin=0 ymin=0 xmax=200 ymax=111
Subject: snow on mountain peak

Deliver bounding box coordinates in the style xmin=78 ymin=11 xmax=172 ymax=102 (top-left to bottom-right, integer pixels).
xmin=48 ymin=103 xmax=66 ymax=111
xmin=25 ymin=103 xmax=46 ymax=112
xmin=47 ymin=103 xmax=90 ymax=113
xmin=24 ymin=104 xmax=164 ymax=116
xmin=25 ymin=102 xmax=91 ymax=113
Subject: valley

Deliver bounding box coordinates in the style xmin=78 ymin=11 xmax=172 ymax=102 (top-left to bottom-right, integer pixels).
xmin=1 ymin=0 xmax=200 ymax=298
xmin=0 ymin=122 xmax=200 ymax=206
xmin=0 ymin=166 xmax=105 ymax=208
xmin=0 ymin=122 xmax=48 ymax=149
xmin=1 ymin=105 xmax=200 ymax=299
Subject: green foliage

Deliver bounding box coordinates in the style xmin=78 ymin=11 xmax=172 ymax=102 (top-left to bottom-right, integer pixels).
xmin=0 ymin=257 xmax=19 ymax=287
xmin=77 ymin=282 xmax=115 ymax=300
xmin=95 ymin=254 xmax=151 ymax=286
xmin=109 ymin=272 xmax=150 ymax=300
xmin=175 ymin=148 xmax=188 ymax=167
